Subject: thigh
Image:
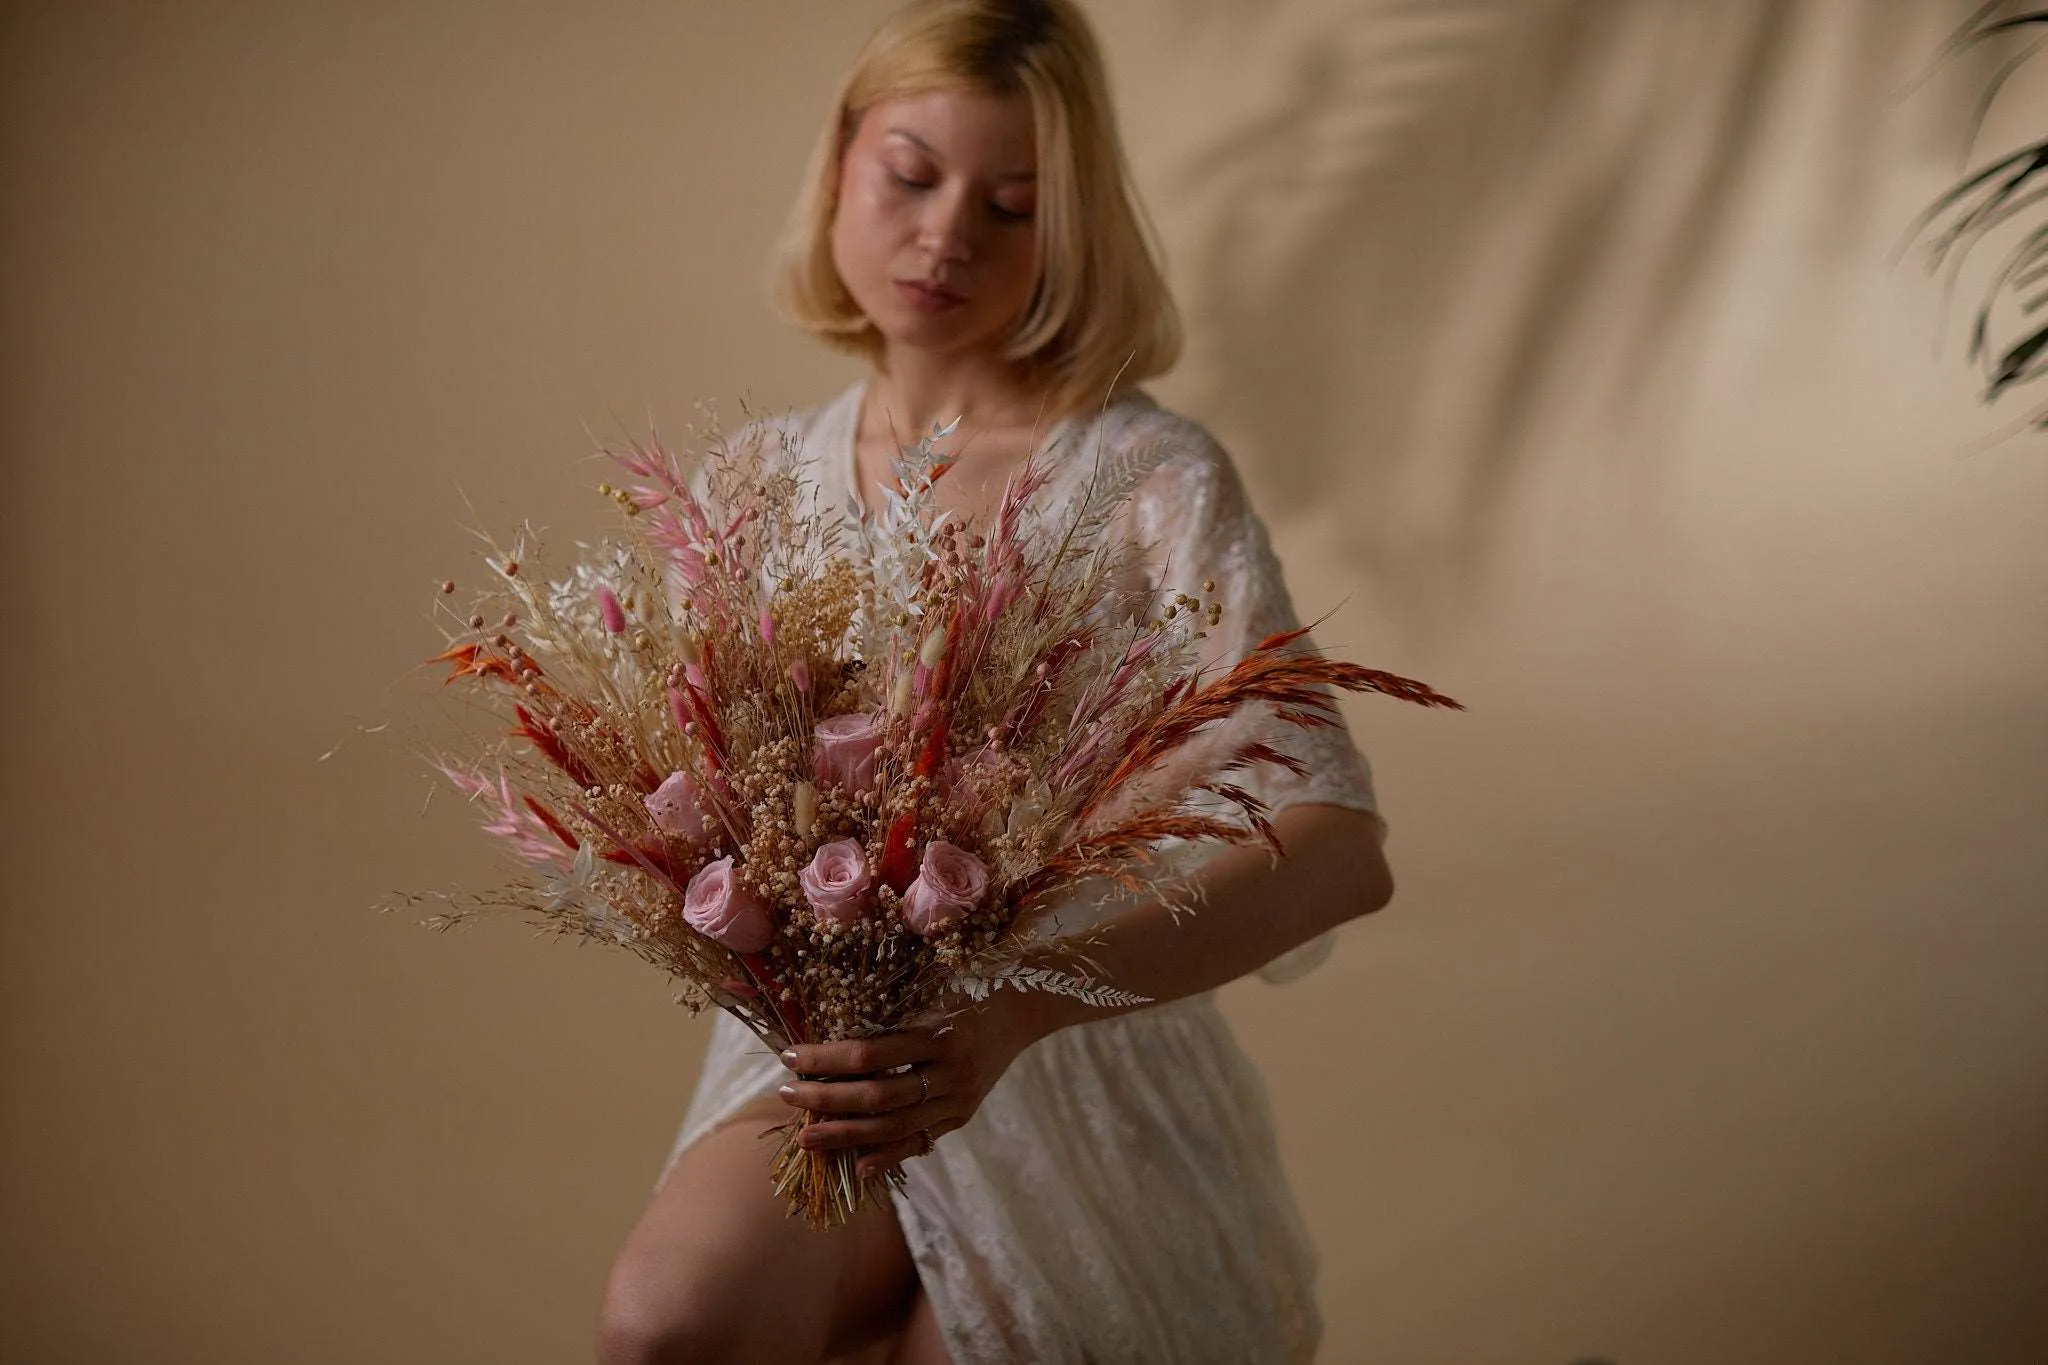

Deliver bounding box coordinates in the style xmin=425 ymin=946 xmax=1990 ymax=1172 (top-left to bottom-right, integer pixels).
xmin=887 ymin=1286 xmax=956 ymax=1365
xmin=602 ymin=1094 xmax=919 ymax=1364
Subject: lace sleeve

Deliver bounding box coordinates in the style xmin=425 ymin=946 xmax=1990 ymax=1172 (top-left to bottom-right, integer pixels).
xmin=1126 ymin=412 xmax=1385 ymax=985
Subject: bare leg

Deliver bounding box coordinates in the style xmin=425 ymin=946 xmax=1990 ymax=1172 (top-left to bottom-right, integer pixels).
xmin=597 ymin=1095 xmax=918 ymax=1364
xmin=889 ymin=1287 xmax=956 ymax=1365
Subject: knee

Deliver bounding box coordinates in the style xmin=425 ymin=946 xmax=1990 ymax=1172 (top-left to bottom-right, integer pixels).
xmin=596 ymin=1251 xmax=747 ymax=1365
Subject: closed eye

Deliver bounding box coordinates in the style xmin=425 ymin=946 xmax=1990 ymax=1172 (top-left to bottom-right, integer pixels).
xmin=889 ymin=169 xmax=1030 ymax=223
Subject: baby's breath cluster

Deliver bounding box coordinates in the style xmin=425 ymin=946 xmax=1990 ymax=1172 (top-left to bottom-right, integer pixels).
xmin=730 ymin=736 xmax=807 ymax=902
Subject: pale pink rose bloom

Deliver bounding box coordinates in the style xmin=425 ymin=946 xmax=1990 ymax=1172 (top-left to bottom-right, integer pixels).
xmin=813 ymin=711 xmax=884 ymax=794
xmin=900 ymin=840 xmax=989 ymax=935
xmin=644 ymin=770 xmax=709 ymax=840
xmin=683 ymin=856 xmax=773 ymax=953
xmin=800 ymin=838 xmax=873 ymax=923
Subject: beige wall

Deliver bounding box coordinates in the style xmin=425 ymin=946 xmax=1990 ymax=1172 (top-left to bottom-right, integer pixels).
xmin=4 ymin=2 xmax=2045 ymax=1361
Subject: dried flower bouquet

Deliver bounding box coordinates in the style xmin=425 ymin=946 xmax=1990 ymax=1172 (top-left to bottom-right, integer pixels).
xmin=409 ymin=413 xmax=1458 ymax=1228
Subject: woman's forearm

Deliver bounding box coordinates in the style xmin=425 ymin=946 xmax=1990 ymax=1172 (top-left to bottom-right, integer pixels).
xmin=1004 ymin=803 xmax=1393 ymax=1043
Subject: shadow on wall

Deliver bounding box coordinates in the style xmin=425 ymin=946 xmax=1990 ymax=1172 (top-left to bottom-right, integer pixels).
xmin=1905 ymin=3 xmax=2048 ymax=435
xmin=1126 ymin=0 xmax=2011 ymax=617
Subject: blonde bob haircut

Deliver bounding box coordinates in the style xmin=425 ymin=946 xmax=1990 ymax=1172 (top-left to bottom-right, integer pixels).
xmin=771 ymin=0 xmax=1182 ymax=420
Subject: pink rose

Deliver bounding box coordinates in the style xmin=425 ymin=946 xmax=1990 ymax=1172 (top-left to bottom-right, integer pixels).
xmin=900 ymin=840 xmax=989 ymax=935
xmin=644 ymin=770 xmax=709 ymax=840
xmin=683 ymin=856 xmax=773 ymax=953
xmin=800 ymin=838 xmax=873 ymax=923
xmin=813 ymin=711 xmax=884 ymax=795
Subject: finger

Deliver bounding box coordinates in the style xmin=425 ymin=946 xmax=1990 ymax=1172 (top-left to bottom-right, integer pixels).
xmin=854 ymin=1123 xmax=954 ymax=1179
xmin=902 ymin=1001 xmax=964 ymax=1030
xmin=778 ymin=1067 xmax=930 ymax=1116
xmin=780 ymin=1029 xmax=938 ymax=1077
xmin=797 ymin=1101 xmax=957 ymax=1153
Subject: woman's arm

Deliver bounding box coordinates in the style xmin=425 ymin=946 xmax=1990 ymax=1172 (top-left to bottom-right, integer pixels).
xmin=777 ymin=802 xmax=1392 ymax=1177
xmin=1002 ymin=801 xmax=1393 ymax=1042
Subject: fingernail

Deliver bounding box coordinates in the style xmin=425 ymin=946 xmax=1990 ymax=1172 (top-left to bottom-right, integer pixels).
xmin=777 ymin=1084 xmax=796 ymax=1102
xmin=779 ymin=1049 xmax=798 ymax=1068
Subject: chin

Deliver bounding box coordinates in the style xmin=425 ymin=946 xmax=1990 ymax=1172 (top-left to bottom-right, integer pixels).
xmin=875 ymin=311 xmax=992 ymax=355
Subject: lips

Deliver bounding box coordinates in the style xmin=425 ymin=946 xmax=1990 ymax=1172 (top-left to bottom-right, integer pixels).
xmin=896 ymin=279 xmax=965 ymax=311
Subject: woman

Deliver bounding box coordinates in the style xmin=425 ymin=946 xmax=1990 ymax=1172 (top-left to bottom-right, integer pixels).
xmin=598 ymin=3 xmax=1393 ymax=1361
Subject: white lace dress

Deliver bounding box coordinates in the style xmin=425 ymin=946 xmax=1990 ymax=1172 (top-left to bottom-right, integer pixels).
xmin=661 ymin=380 xmax=1384 ymax=1364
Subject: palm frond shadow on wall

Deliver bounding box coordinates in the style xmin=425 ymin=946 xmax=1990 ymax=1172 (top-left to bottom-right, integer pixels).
xmin=1141 ymin=0 xmax=1984 ymax=612
xmin=1909 ymin=2 xmax=2048 ymax=435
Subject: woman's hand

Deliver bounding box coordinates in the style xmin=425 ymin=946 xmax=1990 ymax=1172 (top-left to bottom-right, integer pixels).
xmin=776 ymin=988 xmax=1046 ymax=1179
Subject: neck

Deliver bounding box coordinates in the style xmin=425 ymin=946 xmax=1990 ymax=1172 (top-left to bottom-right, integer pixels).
xmin=863 ymin=345 xmax=1048 ymax=450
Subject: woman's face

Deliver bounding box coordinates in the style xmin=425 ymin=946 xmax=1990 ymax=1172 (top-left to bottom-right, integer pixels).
xmin=830 ymin=86 xmax=1040 ymax=362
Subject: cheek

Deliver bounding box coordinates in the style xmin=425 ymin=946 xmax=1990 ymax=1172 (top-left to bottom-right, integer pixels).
xmin=833 ymin=182 xmax=913 ymax=265
xmin=989 ymin=232 xmax=1041 ymax=302
xmin=827 ymin=205 xmax=860 ymax=277
xmin=829 ymin=202 xmax=881 ymax=289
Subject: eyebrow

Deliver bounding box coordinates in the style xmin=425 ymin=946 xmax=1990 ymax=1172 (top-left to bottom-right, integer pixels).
xmin=886 ymin=129 xmax=1036 ymax=182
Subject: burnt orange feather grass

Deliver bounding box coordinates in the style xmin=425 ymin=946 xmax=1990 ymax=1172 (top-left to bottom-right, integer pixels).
xmin=1014 ymin=734 xmax=1316 ymax=916
xmin=1010 ymin=807 xmax=1257 ymax=915
xmin=521 ymin=795 xmax=581 ymax=853
xmin=1069 ymin=626 xmax=1462 ymax=831
xmin=511 ymin=704 xmax=600 ymax=791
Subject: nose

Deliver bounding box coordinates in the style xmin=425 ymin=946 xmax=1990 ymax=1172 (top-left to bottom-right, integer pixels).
xmin=915 ymin=186 xmax=976 ymax=266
